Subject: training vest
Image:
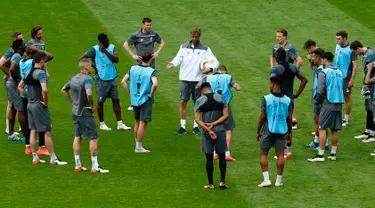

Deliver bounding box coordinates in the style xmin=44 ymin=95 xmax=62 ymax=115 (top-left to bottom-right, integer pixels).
xmin=93 ymin=44 xmax=118 ymax=81
xmin=264 ymin=93 xmax=291 ymax=134
xmin=313 ymin=65 xmax=324 ymax=97
xmin=20 ymin=59 xmax=33 ymax=79
xmin=199 ymin=93 xmax=225 ymax=113
xmin=334 ymin=44 xmax=352 ymax=79
xmin=129 ymin=65 xmax=155 ymax=107
xmin=24 ymin=67 xmax=42 ymax=87
xmin=206 ymin=74 xmax=233 ymax=104
xmin=322 ymin=67 xmax=344 ymax=104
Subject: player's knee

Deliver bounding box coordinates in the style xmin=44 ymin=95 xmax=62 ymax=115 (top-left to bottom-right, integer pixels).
xmin=111 ymin=99 xmax=120 ymax=104
xmin=97 ymin=96 xmax=106 ymax=104
xmin=180 ymin=100 xmax=188 ymax=106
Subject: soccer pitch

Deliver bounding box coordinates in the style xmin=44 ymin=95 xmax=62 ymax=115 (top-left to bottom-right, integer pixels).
xmin=1 ymin=0 xmax=375 ymax=207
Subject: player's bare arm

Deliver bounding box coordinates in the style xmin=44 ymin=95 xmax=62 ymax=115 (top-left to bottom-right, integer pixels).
xmin=8 ymin=62 xmax=19 ymax=79
xmin=232 ymin=83 xmax=241 ymax=91
xmin=28 ymin=46 xmax=54 ymax=62
xmin=41 ymin=82 xmax=48 ymax=107
xmin=348 ymin=60 xmax=358 ymax=88
xmin=167 ymin=62 xmax=174 ymax=69
xmin=148 ymin=76 xmax=158 ymax=98
xmin=61 ymin=88 xmax=72 ymax=103
xmin=293 ymin=71 xmax=308 ymax=98
xmin=121 ymin=73 xmax=130 ymax=94
xmin=295 ymin=56 xmax=303 ymax=68
xmin=123 ymin=41 xmax=142 ymax=61
xmin=270 ymin=55 xmax=275 ymax=68
xmin=17 ymin=80 xmax=26 ymax=97
xmin=194 ymin=111 xmax=216 ymax=139
xmin=153 ymin=39 xmax=165 ymax=58
xmin=0 ymin=56 xmax=10 ymax=72
xmin=100 ymin=44 xmax=119 ymax=63
xmin=86 ymin=87 xmax=95 ymax=114
xmin=364 ymin=63 xmax=374 ymax=85
xmin=208 ymin=107 xmax=229 ymax=128
xmin=256 ymin=111 xmax=266 ymax=141
xmin=0 ymin=57 xmax=10 ymax=75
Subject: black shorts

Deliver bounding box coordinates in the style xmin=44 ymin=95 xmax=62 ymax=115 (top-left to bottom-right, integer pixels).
xmin=201 ymin=131 xmax=227 ymax=154
xmin=133 ymin=98 xmax=153 ymax=122
xmin=180 ymin=80 xmax=200 ymax=102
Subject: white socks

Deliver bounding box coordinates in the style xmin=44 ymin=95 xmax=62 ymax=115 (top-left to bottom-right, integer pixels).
xmin=100 ymin=122 xmax=105 ymax=126
xmin=180 ymin=120 xmax=186 ymax=129
xmin=75 ymin=155 xmax=81 ymax=168
xmin=50 ymin=152 xmax=57 ymax=161
xmin=314 ymin=136 xmax=319 ymax=143
xmin=318 ymin=149 xmax=324 ymax=156
xmin=331 ymin=146 xmax=337 ymax=154
xmin=5 ymin=119 xmax=9 ymax=132
xmin=263 ymin=171 xmax=270 ymax=182
xmin=32 ymin=152 xmax=39 ymax=161
xmin=344 ymin=114 xmax=350 ymax=122
xmin=225 ymin=151 xmax=230 ymax=157
xmin=287 ymin=146 xmax=292 ymax=154
xmin=135 ymin=139 xmax=142 ymax=150
xmin=193 ymin=120 xmax=199 ymax=128
xmin=276 ymin=175 xmax=282 ymax=184
xmin=91 ymin=156 xmax=98 ymax=170
xmin=117 ymin=120 xmax=123 ymax=126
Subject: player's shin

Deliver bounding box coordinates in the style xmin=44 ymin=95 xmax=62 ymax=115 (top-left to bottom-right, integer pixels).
xmin=44 ymin=131 xmax=55 ymax=158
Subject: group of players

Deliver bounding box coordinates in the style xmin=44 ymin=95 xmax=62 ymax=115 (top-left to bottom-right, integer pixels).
xmin=2 ymin=18 xmax=375 ymax=189
xmin=255 ymin=29 xmax=375 ymax=188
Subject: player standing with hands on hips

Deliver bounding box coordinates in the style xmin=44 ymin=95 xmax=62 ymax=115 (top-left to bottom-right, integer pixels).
xmin=123 ymin=17 xmax=164 ymax=111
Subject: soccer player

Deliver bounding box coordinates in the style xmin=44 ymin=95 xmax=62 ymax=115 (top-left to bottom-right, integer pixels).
xmin=19 ymin=50 xmax=53 ymax=155
xmin=350 ymin=40 xmax=375 ymax=142
xmin=123 ymin=17 xmax=164 ymax=111
xmin=305 ymin=48 xmax=330 ymax=151
xmin=0 ymin=32 xmax=24 ymax=136
xmin=80 ymin=33 xmax=131 ymax=131
xmin=303 ymin=40 xmax=320 ymax=138
xmin=363 ymin=62 xmax=375 ymax=150
xmin=196 ymin=66 xmax=241 ymax=161
xmin=334 ymin=31 xmax=358 ymax=127
xmin=256 ymin=75 xmax=292 ymax=187
xmin=194 ymin=82 xmax=229 ymax=190
xmin=270 ymin=28 xmax=303 ymax=129
xmin=167 ymin=28 xmax=219 ymax=135
xmin=18 ymin=52 xmax=67 ymax=165
xmin=62 ymin=58 xmax=109 ymax=173
xmin=6 ymin=39 xmax=27 ymax=142
xmin=270 ymin=48 xmax=307 ymax=159
xmin=308 ymin=52 xmax=343 ymax=162
xmin=121 ymin=52 xmax=158 ymax=153
xmin=26 ymin=26 xmax=53 ymax=79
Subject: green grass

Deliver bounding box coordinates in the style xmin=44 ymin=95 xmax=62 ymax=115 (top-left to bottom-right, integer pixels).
xmin=1 ymin=0 xmax=375 ymax=207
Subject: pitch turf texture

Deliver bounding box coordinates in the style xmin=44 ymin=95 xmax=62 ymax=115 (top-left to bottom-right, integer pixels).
xmin=1 ymin=0 xmax=374 ymax=207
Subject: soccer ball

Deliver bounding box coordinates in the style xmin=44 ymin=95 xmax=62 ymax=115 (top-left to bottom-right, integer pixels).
xmin=200 ymin=59 xmax=212 ymax=71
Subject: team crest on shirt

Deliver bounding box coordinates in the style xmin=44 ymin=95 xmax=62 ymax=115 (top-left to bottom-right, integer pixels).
xmin=140 ymin=39 xmax=143 ymax=42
